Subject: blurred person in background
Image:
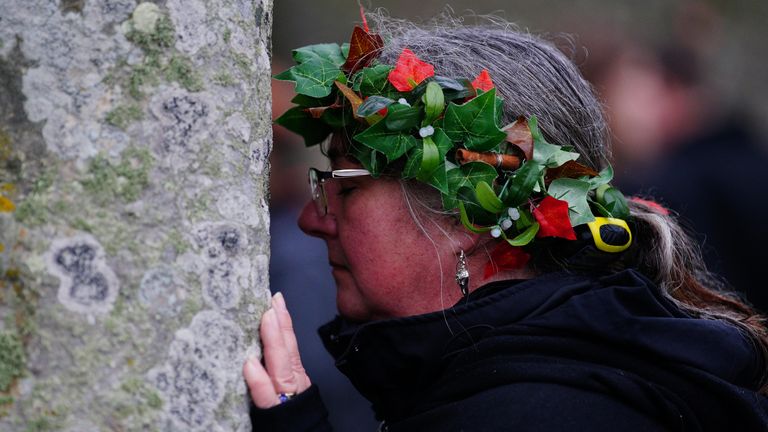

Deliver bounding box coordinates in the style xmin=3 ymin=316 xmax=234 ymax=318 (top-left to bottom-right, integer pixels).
xmin=583 ymin=3 xmax=768 ymax=313
xmin=269 ymin=62 xmax=379 ymax=432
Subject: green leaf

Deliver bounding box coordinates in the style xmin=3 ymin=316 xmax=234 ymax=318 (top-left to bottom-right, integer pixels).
xmin=442 ymin=78 xmax=474 ymax=101
xmin=587 ymin=165 xmax=614 ymax=190
xmin=385 ymin=104 xmax=422 ymax=131
xmin=516 ymin=208 xmax=534 ymax=230
xmin=292 ymin=43 xmax=347 ymax=67
xmin=500 ymin=160 xmax=544 ymax=207
xmin=320 ymin=108 xmax=353 ymax=129
xmin=443 ymin=88 xmax=507 ymax=151
xmin=548 ymin=178 xmax=595 ymax=226
xmin=506 ymin=222 xmax=540 ymax=246
xmin=422 ymin=81 xmax=445 ymax=125
xmin=529 ymin=116 xmax=580 ymax=168
xmin=274 ymin=106 xmax=332 ymax=146
xmin=458 ymin=201 xmax=493 ymax=233
xmin=273 ymin=68 xmax=294 ymax=81
xmin=354 ymin=65 xmax=395 ymax=95
xmin=350 ymin=142 xmax=387 ymax=177
xmin=457 ymin=186 xmax=496 ymax=226
xmin=475 ymin=181 xmax=504 ymax=213
xmin=290 ymin=93 xmax=336 ymax=107
xmin=598 ymin=186 xmax=630 ymax=220
xmin=433 ymin=76 xmax=465 ymax=91
xmin=447 ymin=160 xmax=498 ymax=198
xmin=357 ymin=96 xmax=394 ymax=117
xmin=289 ymin=60 xmax=345 ymax=97
xmin=418 ymin=136 xmax=440 ymax=182
xmin=353 ymin=119 xmax=417 ymax=162
xmin=404 ymin=129 xmax=453 ymax=180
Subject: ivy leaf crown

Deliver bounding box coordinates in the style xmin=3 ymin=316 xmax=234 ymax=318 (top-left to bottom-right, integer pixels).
xmin=274 ymin=22 xmax=631 ymax=257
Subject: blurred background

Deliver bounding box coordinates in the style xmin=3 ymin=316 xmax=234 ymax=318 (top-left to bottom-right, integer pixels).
xmin=269 ymin=1 xmax=768 ymax=430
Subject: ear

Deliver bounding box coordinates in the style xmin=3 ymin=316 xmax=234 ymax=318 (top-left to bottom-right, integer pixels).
xmin=452 ymin=230 xmax=484 ymax=256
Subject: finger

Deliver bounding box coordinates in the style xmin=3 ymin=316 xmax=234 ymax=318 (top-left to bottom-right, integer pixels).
xmin=243 ymin=357 xmax=280 ymax=408
xmin=272 ymin=292 xmax=311 ymax=392
xmin=260 ymin=308 xmax=298 ymax=393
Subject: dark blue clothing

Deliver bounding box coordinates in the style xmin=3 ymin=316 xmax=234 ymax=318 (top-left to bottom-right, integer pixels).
xmin=253 ymin=269 xmax=768 ymax=431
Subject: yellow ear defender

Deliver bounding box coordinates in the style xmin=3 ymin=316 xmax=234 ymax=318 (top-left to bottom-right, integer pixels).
xmin=586 ymin=217 xmax=632 ymax=253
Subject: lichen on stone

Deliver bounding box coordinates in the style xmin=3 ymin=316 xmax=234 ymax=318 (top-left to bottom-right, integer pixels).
xmin=80 ymin=146 xmax=154 ymax=204
xmin=105 ymin=104 xmax=144 ymax=130
xmin=0 ymin=331 xmax=25 ymax=392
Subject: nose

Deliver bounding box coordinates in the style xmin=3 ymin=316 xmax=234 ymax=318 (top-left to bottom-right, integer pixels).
xmin=297 ymin=199 xmax=337 ymax=239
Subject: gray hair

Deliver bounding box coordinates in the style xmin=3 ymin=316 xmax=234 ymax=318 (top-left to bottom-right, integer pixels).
xmin=366 ymin=11 xmax=768 ymax=390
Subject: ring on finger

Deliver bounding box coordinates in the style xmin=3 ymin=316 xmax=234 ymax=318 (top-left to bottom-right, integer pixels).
xmin=278 ymin=392 xmax=296 ymax=404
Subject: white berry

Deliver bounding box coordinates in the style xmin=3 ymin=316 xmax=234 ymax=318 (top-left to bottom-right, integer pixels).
xmin=419 ymin=125 xmax=435 ymax=138
xmin=508 ymin=207 xmax=520 ymax=220
xmin=490 ymin=227 xmax=502 ymax=238
xmin=501 ymin=219 xmax=513 ymax=230
xmin=398 ymin=98 xmax=411 ymax=106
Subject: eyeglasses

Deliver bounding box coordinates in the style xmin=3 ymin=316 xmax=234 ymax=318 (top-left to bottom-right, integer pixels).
xmin=308 ymin=168 xmax=371 ymax=216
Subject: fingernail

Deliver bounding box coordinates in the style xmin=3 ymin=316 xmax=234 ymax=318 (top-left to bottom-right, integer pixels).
xmin=273 ymin=292 xmax=286 ymax=311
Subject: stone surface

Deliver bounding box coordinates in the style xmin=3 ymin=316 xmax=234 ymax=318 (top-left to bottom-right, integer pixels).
xmin=0 ymin=0 xmax=273 ymax=430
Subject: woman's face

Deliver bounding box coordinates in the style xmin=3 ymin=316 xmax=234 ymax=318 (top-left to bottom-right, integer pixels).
xmin=298 ymin=156 xmax=464 ymax=321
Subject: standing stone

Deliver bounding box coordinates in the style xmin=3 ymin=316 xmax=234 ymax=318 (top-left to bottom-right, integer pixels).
xmin=0 ymin=1 xmax=273 ymax=430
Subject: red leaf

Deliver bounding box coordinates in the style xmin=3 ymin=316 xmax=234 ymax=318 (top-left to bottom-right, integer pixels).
xmin=533 ymin=196 xmax=577 ymax=240
xmin=471 ymin=69 xmax=495 ymax=92
xmin=342 ymin=26 xmax=384 ymax=73
xmin=387 ymin=48 xmax=435 ymax=91
xmin=483 ymin=242 xmax=531 ymax=279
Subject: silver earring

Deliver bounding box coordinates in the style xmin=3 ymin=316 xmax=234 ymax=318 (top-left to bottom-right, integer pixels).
xmin=455 ymin=250 xmax=469 ymax=297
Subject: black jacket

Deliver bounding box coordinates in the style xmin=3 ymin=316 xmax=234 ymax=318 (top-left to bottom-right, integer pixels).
xmin=251 ymin=269 xmax=768 ymax=431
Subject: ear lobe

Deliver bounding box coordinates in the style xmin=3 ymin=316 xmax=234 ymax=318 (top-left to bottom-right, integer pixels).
xmin=454 ymin=231 xmax=484 ymax=256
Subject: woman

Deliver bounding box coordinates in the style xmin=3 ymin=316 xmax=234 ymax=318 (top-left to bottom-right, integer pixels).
xmin=243 ymin=13 xmax=768 ymax=431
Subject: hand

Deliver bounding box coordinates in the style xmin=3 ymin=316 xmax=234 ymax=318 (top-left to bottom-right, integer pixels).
xmin=243 ymin=292 xmax=312 ymax=408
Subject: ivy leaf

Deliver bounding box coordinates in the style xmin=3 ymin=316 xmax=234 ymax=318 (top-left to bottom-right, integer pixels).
xmin=292 ymin=43 xmax=346 ymax=67
xmin=587 ymin=165 xmax=614 ymax=190
xmin=353 ymin=119 xmax=416 ymax=162
xmin=548 ymin=178 xmax=595 ymax=226
xmin=290 ymin=93 xmax=336 ymax=108
xmin=447 ymin=161 xmax=498 ymax=197
xmin=286 ymin=59 xmax=346 ymax=97
xmin=506 ymin=222 xmax=540 ymax=246
xmin=354 ymin=64 xmax=395 ymax=96
xmin=384 ymin=103 xmax=422 ymax=131
xmin=274 ymin=106 xmax=332 ymax=146
xmin=443 ymin=88 xmax=507 ymax=151
xmin=529 ymin=116 xmax=579 ymax=168
xmin=350 ymin=142 xmax=387 ymax=177
xmin=500 ymin=160 xmax=544 ymax=207
xmin=475 ymin=181 xmax=504 ymax=213
xmin=358 ymin=96 xmax=394 ymax=117
xmin=533 ymin=196 xmax=577 ymax=240
xmin=342 ymin=26 xmax=384 ymax=73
